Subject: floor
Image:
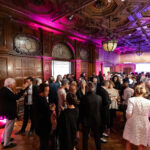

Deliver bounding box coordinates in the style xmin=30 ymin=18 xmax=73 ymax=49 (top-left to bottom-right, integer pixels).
xmin=0 ymin=112 xmax=149 ymax=150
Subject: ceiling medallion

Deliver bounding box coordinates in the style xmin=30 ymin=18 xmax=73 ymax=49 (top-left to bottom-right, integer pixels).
xmin=95 ymin=0 xmax=107 ymax=9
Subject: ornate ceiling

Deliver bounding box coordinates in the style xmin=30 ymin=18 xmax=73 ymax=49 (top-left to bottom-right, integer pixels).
xmin=0 ymin=0 xmax=150 ymax=53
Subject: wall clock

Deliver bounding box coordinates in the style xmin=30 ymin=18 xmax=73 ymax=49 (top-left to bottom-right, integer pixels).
xmin=14 ymin=34 xmax=41 ymax=55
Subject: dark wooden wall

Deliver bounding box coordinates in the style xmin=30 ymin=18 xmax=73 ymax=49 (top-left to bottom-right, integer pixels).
xmin=0 ymin=11 xmax=97 ymax=89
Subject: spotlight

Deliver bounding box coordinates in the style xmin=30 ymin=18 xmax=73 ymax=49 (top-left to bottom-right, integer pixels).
xmin=68 ymin=15 xmax=74 ymax=21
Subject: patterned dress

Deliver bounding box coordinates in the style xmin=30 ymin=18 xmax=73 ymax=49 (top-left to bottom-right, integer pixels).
xmin=123 ymin=97 xmax=150 ymax=146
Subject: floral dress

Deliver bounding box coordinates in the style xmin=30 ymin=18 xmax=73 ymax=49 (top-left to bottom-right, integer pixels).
xmin=123 ymin=97 xmax=150 ymax=146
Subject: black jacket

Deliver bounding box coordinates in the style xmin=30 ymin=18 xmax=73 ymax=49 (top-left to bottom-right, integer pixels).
xmin=96 ymin=86 xmax=111 ymax=108
xmin=49 ymin=82 xmax=58 ymax=104
xmin=58 ymin=108 xmax=79 ymax=150
xmin=114 ymin=81 xmax=122 ymax=90
xmin=33 ymin=96 xmax=51 ymax=136
xmin=80 ymin=92 xmax=102 ymax=127
xmin=24 ymin=85 xmax=38 ymax=105
xmin=0 ymin=87 xmax=26 ymax=120
xmin=76 ymin=87 xmax=87 ymax=101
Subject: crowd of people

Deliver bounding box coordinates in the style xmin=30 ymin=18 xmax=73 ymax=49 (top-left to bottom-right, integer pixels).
xmin=0 ymin=71 xmax=150 ymax=150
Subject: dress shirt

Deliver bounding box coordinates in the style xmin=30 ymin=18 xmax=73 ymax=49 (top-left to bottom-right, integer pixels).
xmin=27 ymin=84 xmax=33 ymax=105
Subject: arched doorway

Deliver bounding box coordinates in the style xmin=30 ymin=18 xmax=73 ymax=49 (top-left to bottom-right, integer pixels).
xmin=51 ymin=42 xmax=74 ymax=79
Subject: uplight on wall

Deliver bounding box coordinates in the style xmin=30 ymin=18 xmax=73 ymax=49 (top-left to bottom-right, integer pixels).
xmin=8 ymin=65 xmax=13 ymax=72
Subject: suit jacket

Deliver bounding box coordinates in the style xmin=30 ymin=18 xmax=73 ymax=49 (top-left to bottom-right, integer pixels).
xmin=96 ymin=86 xmax=111 ymax=127
xmin=24 ymin=85 xmax=38 ymax=105
xmin=33 ymin=96 xmax=51 ymax=136
xmin=0 ymin=87 xmax=26 ymax=120
xmin=55 ymin=82 xmax=61 ymax=91
xmin=96 ymin=86 xmax=111 ymax=108
xmin=80 ymin=92 xmax=102 ymax=127
xmin=49 ymin=82 xmax=58 ymax=104
xmin=76 ymin=87 xmax=87 ymax=101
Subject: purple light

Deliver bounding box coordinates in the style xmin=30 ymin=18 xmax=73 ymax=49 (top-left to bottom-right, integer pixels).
xmin=144 ymin=6 xmax=150 ymax=12
xmin=128 ymin=15 xmax=134 ymax=21
xmin=136 ymin=12 xmax=142 ymax=19
xmin=114 ymin=46 xmax=136 ymax=54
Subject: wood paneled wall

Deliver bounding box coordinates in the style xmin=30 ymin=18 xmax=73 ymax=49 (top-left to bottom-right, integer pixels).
xmin=0 ymin=11 xmax=97 ymax=88
xmin=0 ymin=55 xmax=42 ymax=89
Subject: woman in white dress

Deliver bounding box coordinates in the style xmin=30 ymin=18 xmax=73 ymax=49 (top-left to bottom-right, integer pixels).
xmin=123 ymin=86 xmax=150 ymax=150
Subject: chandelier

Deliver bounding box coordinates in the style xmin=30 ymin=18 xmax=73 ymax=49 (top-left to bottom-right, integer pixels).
xmin=102 ymin=40 xmax=117 ymax=52
xmin=136 ymin=42 xmax=143 ymax=56
xmin=102 ymin=16 xmax=118 ymax=52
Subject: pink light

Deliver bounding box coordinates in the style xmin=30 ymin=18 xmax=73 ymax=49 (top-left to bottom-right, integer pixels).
xmin=28 ymin=14 xmax=63 ymax=30
xmin=72 ymin=59 xmax=82 ymax=62
xmin=0 ymin=1 xmax=113 ymax=45
xmin=66 ymin=42 xmax=75 ymax=54
xmin=43 ymin=56 xmax=53 ymax=60
xmin=29 ymin=23 xmax=61 ymax=34
xmin=0 ymin=119 xmax=7 ymax=124
xmin=0 ymin=116 xmax=7 ymax=128
xmin=28 ymin=14 xmax=93 ymax=42
xmin=116 ymin=63 xmax=136 ymax=73
xmin=68 ymin=36 xmax=86 ymax=42
xmin=95 ymin=61 xmax=102 ymax=75
xmin=72 ymin=60 xmax=82 ymax=80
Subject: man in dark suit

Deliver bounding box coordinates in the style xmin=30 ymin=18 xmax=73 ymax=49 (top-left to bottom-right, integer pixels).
xmin=98 ymin=71 xmax=104 ymax=86
xmin=80 ymin=81 xmax=102 ymax=150
xmin=49 ymin=76 xmax=58 ymax=105
xmin=16 ymin=76 xmax=37 ymax=136
xmin=96 ymin=80 xmax=111 ymax=143
xmin=0 ymin=78 xmax=28 ymax=148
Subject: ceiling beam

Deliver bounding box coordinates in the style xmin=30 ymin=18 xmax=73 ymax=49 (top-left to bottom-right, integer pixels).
xmin=51 ymin=0 xmax=96 ymax=22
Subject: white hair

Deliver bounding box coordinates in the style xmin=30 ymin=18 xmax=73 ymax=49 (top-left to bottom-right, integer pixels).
xmin=36 ymin=78 xmax=42 ymax=85
xmin=81 ymin=79 xmax=86 ymax=85
xmin=4 ymin=78 xmax=16 ymax=87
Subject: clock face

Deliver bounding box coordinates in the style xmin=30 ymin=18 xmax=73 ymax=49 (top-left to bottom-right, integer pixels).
xmin=14 ymin=34 xmax=41 ymax=55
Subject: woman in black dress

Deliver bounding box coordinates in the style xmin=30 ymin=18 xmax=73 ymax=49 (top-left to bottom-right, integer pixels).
xmin=112 ymin=75 xmax=122 ymax=90
xmin=77 ymin=79 xmax=87 ymax=101
xmin=58 ymin=93 xmax=79 ymax=150
xmin=33 ymin=83 xmax=51 ymax=150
